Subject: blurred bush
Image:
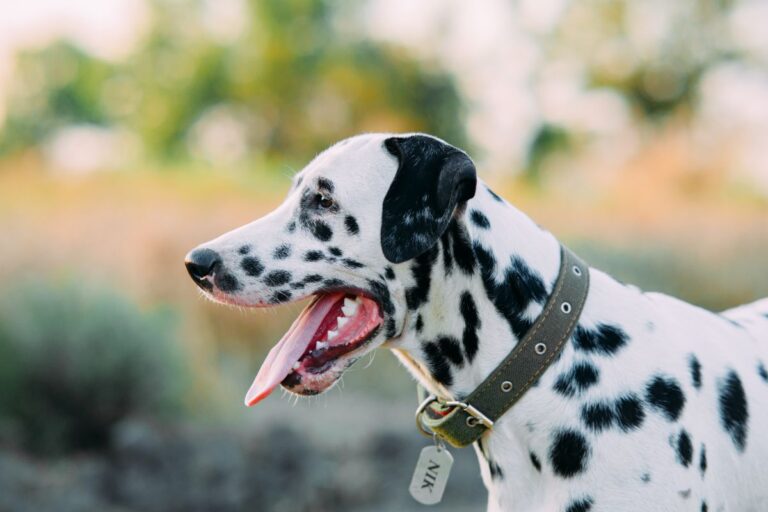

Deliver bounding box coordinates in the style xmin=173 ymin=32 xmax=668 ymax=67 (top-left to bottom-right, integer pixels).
xmin=0 ymin=279 xmax=186 ymax=455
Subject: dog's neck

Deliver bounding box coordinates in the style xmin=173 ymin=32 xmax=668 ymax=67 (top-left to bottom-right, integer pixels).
xmin=389 ymin=183 xmax=567 ymax=504
xmin=391 ymin=183 xmax=562 ymax=398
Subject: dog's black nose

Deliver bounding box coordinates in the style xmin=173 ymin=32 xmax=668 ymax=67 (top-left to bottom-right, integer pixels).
xmin=185 ymin=248 xmax=222 ymax=282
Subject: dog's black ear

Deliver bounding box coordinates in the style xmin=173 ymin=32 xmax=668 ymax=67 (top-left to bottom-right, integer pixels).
xmin=381 ymin=135 xmax=477 ymax=263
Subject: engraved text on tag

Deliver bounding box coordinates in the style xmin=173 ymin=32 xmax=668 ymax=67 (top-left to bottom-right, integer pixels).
xmin=408 ymin=445 xmax=454 ymax=505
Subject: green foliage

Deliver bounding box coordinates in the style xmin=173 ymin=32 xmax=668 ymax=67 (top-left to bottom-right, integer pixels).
xmin=0 ymin=279 xmax=186 ymax=455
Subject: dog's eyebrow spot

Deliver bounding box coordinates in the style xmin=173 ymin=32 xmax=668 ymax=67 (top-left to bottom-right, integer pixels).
xmin=241 ymin=256 xmax=265 ymax=278
xmin=317 ymin=177 xmax=334 ymax=192
xmin=263 ymin=270 xmax=292 ymax=287
xmin=344 ymin=215 xmax=359 ymax=235
xmin=549 ymin=429 xmax=590 ymax=478
xmin=304 ymin=250 xmax=325 ymax=262
xmin=273 ymin=244 xmax=292 ymax=260
xmin=645 ymin=375 xmax=686 ymax=421
xmin=564 ymin=496 xmax=594 ymax=512
xmin=675 ymin=429 xmax=693 ymax=467
xmin=328 ymin=247 xmax=343 ymax=257
xmin=238 ymin=245 xmax=251 ymax=255
xmin=470 ymin=209 xmax=491 ymax=229
xmin=718 ymin=370 xmax=748 ymax=452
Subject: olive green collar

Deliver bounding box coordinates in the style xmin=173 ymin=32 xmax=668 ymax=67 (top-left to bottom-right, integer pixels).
xmin=415 ymin=246 xmax=590 ymax=448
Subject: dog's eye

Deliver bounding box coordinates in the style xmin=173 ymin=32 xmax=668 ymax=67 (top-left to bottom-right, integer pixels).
xmin=317 ymin=193 xmax=334 ymax=209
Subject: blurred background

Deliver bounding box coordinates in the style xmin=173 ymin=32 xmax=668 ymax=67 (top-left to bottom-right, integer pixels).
xmin=0 ymin=0 xmax=766 ymax=510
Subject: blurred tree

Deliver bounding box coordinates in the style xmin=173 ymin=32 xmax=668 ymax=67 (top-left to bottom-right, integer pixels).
xmin=0 ymin=0 xmax=466 ymax=164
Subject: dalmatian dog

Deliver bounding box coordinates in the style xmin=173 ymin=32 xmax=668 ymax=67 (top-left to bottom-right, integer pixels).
xmin=185 ymin=133 xmax=768 ymax=512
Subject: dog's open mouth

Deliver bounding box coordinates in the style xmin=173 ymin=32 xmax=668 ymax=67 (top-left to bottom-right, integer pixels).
xmin=245 ymin=291 xmax=383 ymax=406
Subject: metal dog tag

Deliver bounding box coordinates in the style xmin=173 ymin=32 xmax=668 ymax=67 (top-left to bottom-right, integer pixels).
xmin=409 ymin=445 xmax=454 ymax=505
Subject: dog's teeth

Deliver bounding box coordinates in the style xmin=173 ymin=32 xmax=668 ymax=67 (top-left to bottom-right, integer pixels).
xmin=327 ymin=330 xmax=338 ymax=340
xmin=292 ymin=362 xmax=300 ymax=370
xmin=316 ymin=341 xmax=328 ymax=350
xmin=354 ymin=296 xmax=362 ymax=305
xmin=342 ymin=299 xmax=358 ymax=317
xmin=337 ymin=317 xmax=349 ymax=328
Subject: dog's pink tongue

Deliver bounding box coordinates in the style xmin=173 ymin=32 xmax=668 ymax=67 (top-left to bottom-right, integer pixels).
xmin=244 ymin=292 xmax=344 ymax=407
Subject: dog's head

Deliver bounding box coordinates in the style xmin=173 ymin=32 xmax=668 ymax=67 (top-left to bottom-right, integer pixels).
xmin=185 ymin=133 xmax=476 ymax=405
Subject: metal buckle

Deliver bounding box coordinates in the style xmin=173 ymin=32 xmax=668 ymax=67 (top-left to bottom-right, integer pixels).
xmin=443 ymin=400 xmax=495 ymax=429
xmin=415 ymin=394 xmax=439 ymax=438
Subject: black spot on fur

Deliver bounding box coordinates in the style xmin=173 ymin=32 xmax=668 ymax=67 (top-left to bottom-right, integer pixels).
xmin=549 ymin=429 xmax=590 ymax=478
xmin=290 ymin=282 xmax=305 ymax=290
xmin=470 ymin=209 xmax=490 ymax=229
xmin=565 ymin=497 xmax=593 ymax=512
xmin=615 ymin=394 xmax=645 ymax=431
xmin=385 ymin=318 xmax=396 ymax=337
xmin=486 ymin=185 xmax=504 ymax=203
xmin=459 ymin=292 xmax=480 ymax=362
xmin=310 ymin=220 xmax=333 ymax=242
xmin=405 ymin=245 xmax=439 ymax=310
xmin=328 ymin=247 xmax=343 ymax=257
xmin=384 ymin=267 xmax=395 ymax=280
xmin=689 ymin=355 xmax=702 ymax=390
xmin=699 ymin=443 xmax=707 ymax=477
xmin=344 ymin=215 xmax=359 ymax=235
xmin=439 ymin=230 xmax=453 ymax=275
xmin=448 ymin=220 xmax=475 ymax=274
xmin=679 ymin=489 xmax=691 ymax=499
xmin=215 ymin=271 xmax=241 ymax=292
xmin=758 ymin=362 xmax=768 ymax=382
xmin=317 ymin=177 xmax=334 ymax=192
xmin=241 ymin=256 xmax=264 ymax=278
xmin=273 ymin=244 xmax=291 ymax=260
xmin=529 ymin=452 xmax=541 ymax=472
xmin=718 ymin=370 xmax=748 ymax=452
xmin=553 ymin=362 xmax=599 ymax=398
xmin=287 ymin=221 xmax=296 ymax=233
xmin=645 ymin=375 xmax=686 ymax=421
xmin=264 ymin=270 xmax=291 ymax=287
xmin=415 ymin=314 xmax=424 ymax=333
xmin=342 ymin=258 xmax=364 ymax=269
xmin=271 ymin=290 xmax=292 ymax=303
xmin=303 ymin=274 xmax=323 ymax=283
xmin=304 ymin=250 xmax=324 ymax=262
xmin=474 ymin=242 xmax=548 ymax=340
xmin=701 ymin=501 xmax=708 ymax=512
xmin=489 ymin=459 xmax=504 ymax=480
xmin=366 ymin=279 xmax=395 ymax=317
xmin=437 ymin=336 xmax=464 ymax=367
xmin=573 ymin=324 xmax=629 ymax=356
xmin=676 ymin=430 xmax=693 ymax=467
xmin=423 ymin=342 xmax=453 ymax=386
xmin=582 ymin=402 xmax=614 ymax=432
xmin=238 ymin=245 xmax=251 ymax=255
xmin=641 ymin=472 xmax=651 ymax=483
xmin=323 ymin=278 xmax=343 ymax=288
